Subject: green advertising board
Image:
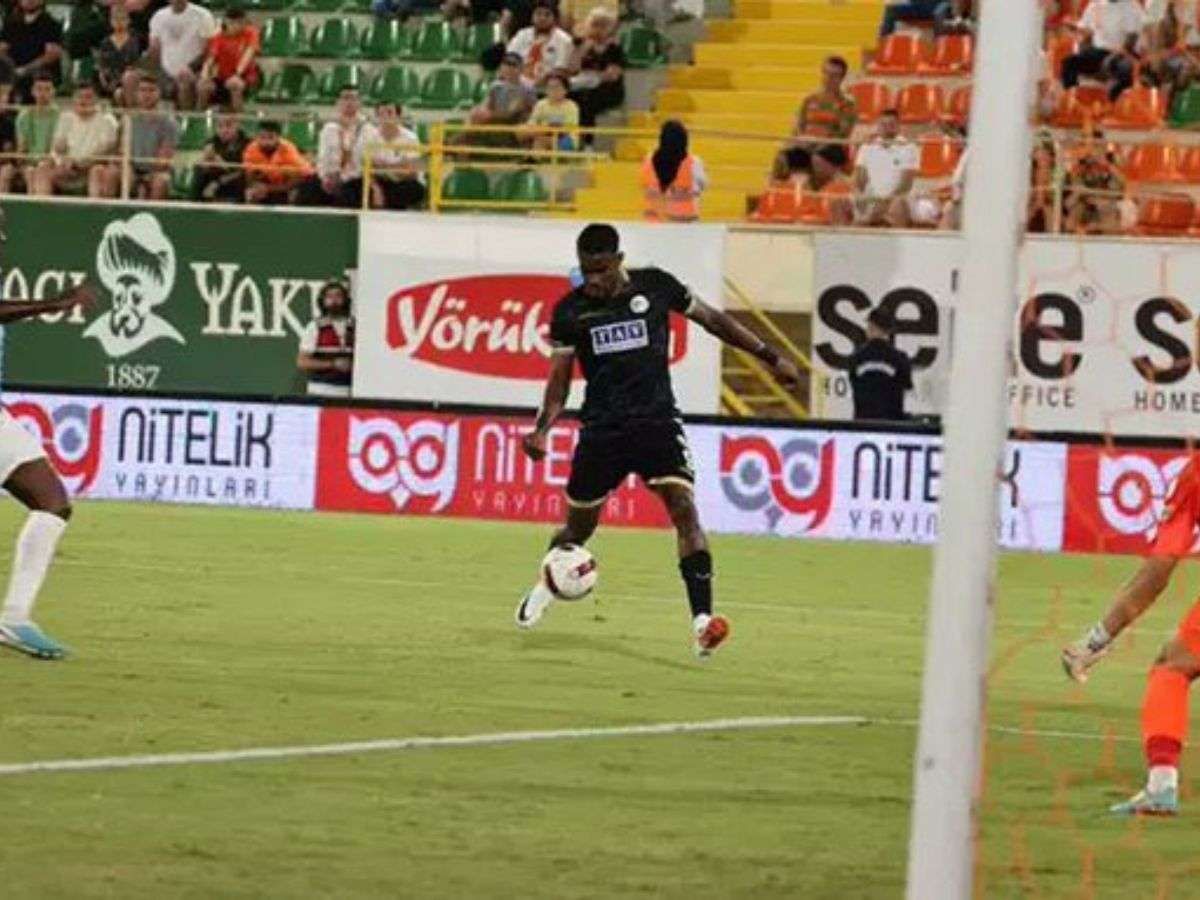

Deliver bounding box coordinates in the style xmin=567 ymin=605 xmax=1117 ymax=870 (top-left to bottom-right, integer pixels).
xmin=0 ymin=200 xmax=357 ymax=396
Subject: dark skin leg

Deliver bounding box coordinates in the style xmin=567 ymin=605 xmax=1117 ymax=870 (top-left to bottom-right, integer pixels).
xmin=4 ymin=459 xmax=72 ymax=520
xmin=651 ymin=483 xmax=708 ymax=558
xmin=549 ymin=502 xmax=601 ymax=549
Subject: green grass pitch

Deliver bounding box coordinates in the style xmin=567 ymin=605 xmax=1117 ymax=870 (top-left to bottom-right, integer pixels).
xmin=1 ymin=501 xmax=1198 ymax=898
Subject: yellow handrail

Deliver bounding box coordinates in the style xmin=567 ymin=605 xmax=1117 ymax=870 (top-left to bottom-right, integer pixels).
xmin=729 ymin=347 xmax=808 ymax=418
xmin=723 ymin=275 xmax=814 ymax=373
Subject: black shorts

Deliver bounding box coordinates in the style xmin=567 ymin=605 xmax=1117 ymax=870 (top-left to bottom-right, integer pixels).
xmin=566 ymin=419 xmax=694 ymax=507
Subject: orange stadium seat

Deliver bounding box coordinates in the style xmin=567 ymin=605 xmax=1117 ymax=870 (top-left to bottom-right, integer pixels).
xmin=896 ymin=83 xmax=945 ymax=124
xmin=1180 ymin=146 xmax=1200 ymax=183
xmin=848 ymin=81 xmax=892 ymax=123
xmin=942 ymin=84 xmax=971 ymax=126
xmin=918 ymin=136 xmax=962 ymax=178
xmin=1189 ymin=203 xmax=1200 ymax=237
xmin=797 ymin=191 xmax=835 ymax=225
xmin=918 ymin=34 xmax=973 ymax=74
xmin=867 ymin=34 xmax=931 ymax=75
xmin=1136 ymin=194 xmax=1194 ymax=236
xmin=1124 ymin=143 xmax=1182 ymax=183
xmin=1045 ymin=33 xmax=1080 ymax=79
xmin=1051 ymin=86 xmax=1111 ymax=128
xmin=1104 ymin=86 xmax=1168 ymax=129
xmin=751 ymin=188 xmax=799 ymax=223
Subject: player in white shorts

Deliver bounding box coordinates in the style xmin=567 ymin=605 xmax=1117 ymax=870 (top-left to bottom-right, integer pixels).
xmin=0 ymin=210 xmax=97 ymax=659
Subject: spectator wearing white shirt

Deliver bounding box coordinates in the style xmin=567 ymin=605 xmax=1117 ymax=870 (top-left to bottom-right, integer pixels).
xmin=853 ymin=109 xmax=918 ymax=228
xmin=507 ymin=0 xmax=575 ymax=89
xmin=149 ymin=0 xmax=218 ymax=111
xmin=1062 ymin=0 xmax=1145 ymax=101
xmin=46 ymin=83 xmax=119 ymax=198
xmin=354 ymin=102 xmax=426 ymax=210
xmin=297 ymin=86 xmax=367 ymax=208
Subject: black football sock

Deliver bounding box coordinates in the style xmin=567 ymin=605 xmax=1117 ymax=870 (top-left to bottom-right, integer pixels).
xmin=679 ymin=550 xmax=713 ymax=619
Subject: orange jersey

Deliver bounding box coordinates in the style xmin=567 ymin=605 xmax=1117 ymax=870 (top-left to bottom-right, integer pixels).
xmin=1152 ymin=454 xmax=1200 ymax=556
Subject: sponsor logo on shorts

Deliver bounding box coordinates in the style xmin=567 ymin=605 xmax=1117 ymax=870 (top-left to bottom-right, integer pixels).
xmin=590 ymin=319 xmax=649 ymax=355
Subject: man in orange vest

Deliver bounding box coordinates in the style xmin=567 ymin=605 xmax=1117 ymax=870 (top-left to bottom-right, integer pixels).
xmin=641 ymin=120 xmax=707 ymax=222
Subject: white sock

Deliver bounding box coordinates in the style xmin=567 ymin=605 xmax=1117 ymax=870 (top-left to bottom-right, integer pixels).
xmin=0 ymin=511 xmax=67 ymax=626
xmin=1084 ymin=622 xmax=1112 ymax=652
xmin=693 ymin=613 xmax=711 ymax=634
xmin=1148 ymin=765 xmax=1179 ymax=794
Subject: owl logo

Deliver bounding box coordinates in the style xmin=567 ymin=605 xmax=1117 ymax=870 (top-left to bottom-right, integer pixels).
xmin=83 ymin=213 xmax=186 ymax=358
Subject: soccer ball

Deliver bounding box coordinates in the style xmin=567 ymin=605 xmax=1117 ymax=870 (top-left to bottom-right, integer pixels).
xmin=541 ymin=544 xmax=598 ymax=601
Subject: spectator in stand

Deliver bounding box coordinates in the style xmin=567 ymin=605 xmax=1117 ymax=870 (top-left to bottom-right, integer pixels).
xmin=848 ymin=307 xmax=913 ymax=422
xmin=879 ymin=0 xmax=941 ymax=37
xmin=243 ymin=120 xmax=312 ymax=205
xmin=149 ymin=0 xmax=218 ymax=111
xmin=297 ymin=85 xmax=367 ymax=208
xmin=64 ymin=0 xmax=109 ymax=61
xmin=508 ymin=0 xmax=574 ymax=89
xmin=464 ymin=52 xmax=535 ymax=145
xmin=297 ymin=280 xmax=354 ymax=398
xmin=561 ymin=0 xmax=617 ymax=36
xmin=42 ymin=83 xmax=119 ymax=198
xmin=852 ymin=108 xmax=918 ymax=228
xmin=0 ymin=70 xmax=18 ymax=194
xmin=1062 ymin=0 xmax=1144 ymax=102
xmin=1142 ymin=0 xmax=1200 ymax=96
xmin=197 ymin=6 xmax=260 ymax=113
xmin=1062 ymin=138 xmax=1129 ymax=234
xmin=96 ymin=4 xmax=143 ymax=107
xmin=568 ymin=8 xmax=625 ymax=144
xmin=193 ymin=110 xmax=249 ymax=203
xmin=640 ymin=119 xmax=706 ymax=222
xmin=0 ymin=0 xmax=63 ymax=103
xmin=14 ymin=71 xmax=57 ymax=196
xmin=126 ymin=0 xmax=168 ymax=49
xmin=128 ymin=73 xmax=177 ymax=201
xmin=934 ymin=0 xmax=974 ymax=34
xmin=525 ymin=70 xmax=579 ymax=152
xmin=1027 ymin=131 xmax=1058 ymax=233
xmin=355 ymin=101 xmax=426 ymax=210
xmin=775 ymin=55 xmax=855 ymax=182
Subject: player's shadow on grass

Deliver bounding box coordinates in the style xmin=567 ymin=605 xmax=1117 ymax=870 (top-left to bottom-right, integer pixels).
xmin=513 ymin=630 xmax=699 ymax=674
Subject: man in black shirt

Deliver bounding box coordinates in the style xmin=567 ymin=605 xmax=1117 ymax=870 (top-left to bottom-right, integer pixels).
xmin=0 ymin=0 xmax=63 ymax=102
xmin=515 ymin=223 xmax=799 ymax=658
xmin=192 ymin=110 xmax=249 ymax=203
xmin=848 ymin=307 xmax=913 ymax=421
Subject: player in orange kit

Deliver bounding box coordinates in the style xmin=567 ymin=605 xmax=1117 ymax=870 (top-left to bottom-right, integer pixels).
xmin=1061 ymin=454 xmax=1200 ymax=816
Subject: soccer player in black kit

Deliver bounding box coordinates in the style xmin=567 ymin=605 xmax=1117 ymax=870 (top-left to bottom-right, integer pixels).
xmin=515 ymin=224 xmax=799 ymax=658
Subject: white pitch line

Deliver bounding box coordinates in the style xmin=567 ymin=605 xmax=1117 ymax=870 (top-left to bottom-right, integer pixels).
xmin=0 ymin=715 xmax=868 ymax=778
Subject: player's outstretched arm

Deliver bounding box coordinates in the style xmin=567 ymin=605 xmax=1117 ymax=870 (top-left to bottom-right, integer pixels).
xmin=0 ymin=282 xmax=98 ymax=324
xmin=686 ymin=299 xmax=800 ymax=388
xmin=523 ymin=349 xmax=575 ymax=462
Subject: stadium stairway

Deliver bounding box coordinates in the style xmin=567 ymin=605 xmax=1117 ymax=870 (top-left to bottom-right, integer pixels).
xmin=574 ymin=0 xmax=885 ymax=221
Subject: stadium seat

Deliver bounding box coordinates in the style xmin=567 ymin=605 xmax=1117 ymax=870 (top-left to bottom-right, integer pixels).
xmin=242 ymin=0 xmax=294 ymax=10
xmin=942 ymin=84 xmax=971 ymax=126
xmin=177 ymin=112 xmax=215 ymax=152
xmin=441 ymin=167 xmax=492 ymax=203
xmin=1103 ymin=86 xmax=1167 ymax=129
xmin=867 ymin=33 xmax=930 ymax=75
xmin=918 ymin=136 xmax=962 ymax=178
xmin=283 ymin=116 xmax=320 ymax=154
xmin=1124 ymin=143 xmax=1182 ymax=183
xmin=318 ymin=63 xmax=366 ymax=99
xmin=750 ymin=188 xmax=798 ymax=223
xmin=368 ymin=66 xmax=420 ymax=104
xmin=896 ymin=83 xmax=944 ymax=124
xmin=847 ymin=81 xmax=891 ymax=123
xmin=257 ymin=63 xmax=318 ymax=104
xmin=1179 ymin=146 xmax=1200 ymax=183
xmin=62 ymin=56 xmax=97 ymax=96
xmin=494 ymin=169 xmax=549 ymax=204
xmin=406 ymin=21 xmax=460 ymax=62
xmin=306 ymin=18 xmax=360 ymax=59
xmin=411 ymin=67 xmax=474 ymax=109
xmin=295 ymin=0 xmax=343 ymax=9
xmin=473 ymin=76 xmax=490 ymax=104
xmin=621 ymin=24 xmax=667 ymax=68
xmin=260 ymin=16 xmax=306 ymax=58
xmin=1170 ymin=84 xmax=1200 ymax=128
xmin=917 ymin=34 xmax=973 ymax=74
xmin=1050 ymin=86 xmax=1110 ymax=128
xmin=360 ymin=19 xmax=409 ymax=59
xmin=1189 ymin=202 xmax=1200 ymax=237
xmin=1136 ymin=193 xmax=1193 ymax=236
xmin=455 ymin=22 xmax=502 ymax=64
xmin=1045 ymin=32 xmax=1080 ymax=79
xmin=343 ymin=0 xmax=373 ymax=8
xmin=169 ymin=166 xmax=195 ymax=200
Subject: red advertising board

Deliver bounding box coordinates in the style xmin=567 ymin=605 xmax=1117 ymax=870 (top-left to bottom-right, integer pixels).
xmin=1063 ymin=445 xmax=1198 ymax=554
xmin=315 ymin=408 xmax=670 ymax=528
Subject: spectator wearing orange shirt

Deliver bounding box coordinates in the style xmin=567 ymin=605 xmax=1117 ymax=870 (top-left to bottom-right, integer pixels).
xmin=774 ymin=56 xmax=855 ymax=184
xmin=243 ymin=120 xmax=312 ymax=205
xmin=198 ymin=6 xmax=259 ymax=113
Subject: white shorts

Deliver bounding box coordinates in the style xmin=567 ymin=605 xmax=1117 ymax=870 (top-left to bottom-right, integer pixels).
xmin=0 ymin=408 xmax=46 ymax=485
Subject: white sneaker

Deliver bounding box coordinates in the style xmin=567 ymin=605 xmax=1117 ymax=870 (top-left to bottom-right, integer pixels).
xmin=1061 ymin=642 xmax=1109 ymax=684
xmin=515 ymin=582 xmax=554 ymax=630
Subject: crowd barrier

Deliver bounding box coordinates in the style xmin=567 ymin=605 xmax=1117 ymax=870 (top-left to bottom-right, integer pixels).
xmin=6 ymin=387 xmax=1184 ymax=557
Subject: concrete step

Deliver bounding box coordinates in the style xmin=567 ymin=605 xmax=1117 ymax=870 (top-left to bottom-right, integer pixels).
xmin=655 ymin=87 xmax=804 ymax=115
xmin=667 ymin=65 xmax=819 ymax=93
xmin=692 ymin=41 xmax=863 ymax=68
xmin=629 ymin=109 xmax=794 ymax=137
xmin=731 ymin=0 xmax=883 ymax=21
xmin=706 ymin=18 xmax=878 ymax=44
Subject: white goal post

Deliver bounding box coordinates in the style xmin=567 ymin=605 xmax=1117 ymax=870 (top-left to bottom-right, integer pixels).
xmin=905 ymin=3 xmax=1044 ymax=899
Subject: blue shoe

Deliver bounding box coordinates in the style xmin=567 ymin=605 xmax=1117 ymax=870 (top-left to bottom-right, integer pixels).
xmin=1110 ymin=787 xmax=1179 ymax=817
xmin=0 ymin=621 xmax=67 ymax=660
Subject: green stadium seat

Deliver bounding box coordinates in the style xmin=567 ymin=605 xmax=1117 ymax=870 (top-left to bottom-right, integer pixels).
xmin=260 ymin=17 xmax=307 ymax=58
xmin=411 ymin=67 xmax=474 ymax=110
xmin=306 ymin=18 xmax=360 ymax=58
xmin=620 ymin=24 xmax=666 ymax=68
xmin=1170 ymin=85 xmax=1200 ymax=129
xmin=454 ymin=21 xmax=502 ymax=64
xmin=170 ymin=166 xmax=196 ymax=201
xmin=257 ymin=63 xmax=319 ymax=103
xmin=368 ymin=66 xmax=421 ymax=104
xmin=177 ymin=113 xmax=215 ymax=152
xmin=283 ymin=116 xmax=320 ymax=154
xmin=493 ymin=168 xmax=548 ymax=204
xmin=360 ymin=19 xmax=410 ymax=60
xmin=62 ymin=56 xmax=97 ymax=95
xmin=441 ymin=167 xmax=491 ymax=204
xmin=342 ymin=0 xmax=374 ymax=9
xmin=318 ymin=63 xmax=366 ymax=99
xmin=294 ymin=0 xmax=344 ymax=9
xmin=243 ymin=0 xmax=295 ymax=11
xmin=405 ymin=21 xmax=460 ymax=62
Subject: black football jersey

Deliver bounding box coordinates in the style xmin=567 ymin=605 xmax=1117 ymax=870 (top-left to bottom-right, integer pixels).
xmin=549 ymin=267 xmax=694 ymax=431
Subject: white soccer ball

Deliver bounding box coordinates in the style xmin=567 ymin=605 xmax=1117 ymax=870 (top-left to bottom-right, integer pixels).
xmin=541 ymin=544 xmax=598 ymax=601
